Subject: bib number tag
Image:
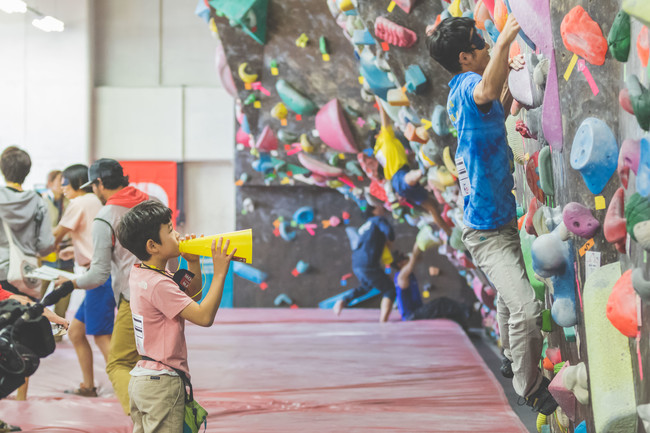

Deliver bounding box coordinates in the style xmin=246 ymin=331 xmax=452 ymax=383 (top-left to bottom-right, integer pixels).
xmin=455 ymin=156 xmax=471 ymax=196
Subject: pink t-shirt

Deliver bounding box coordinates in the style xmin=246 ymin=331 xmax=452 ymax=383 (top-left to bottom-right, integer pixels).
xmin=129 ymin=265 xmax=194 ymax=378
xmin=58 ymin=193 xmax=102 ymax=266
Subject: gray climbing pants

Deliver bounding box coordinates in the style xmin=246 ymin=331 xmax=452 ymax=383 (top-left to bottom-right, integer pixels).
xmin=462 ymin=219 xmax=544 ymax=398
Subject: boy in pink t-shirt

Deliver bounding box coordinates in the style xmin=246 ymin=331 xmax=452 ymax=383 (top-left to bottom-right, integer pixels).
xmin=116 ymin=200 xmax=235 ymax=432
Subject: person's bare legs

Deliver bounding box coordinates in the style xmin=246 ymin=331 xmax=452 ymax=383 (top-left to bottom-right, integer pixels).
xmin=380 ymin=297 xmax=393 ymax=322
xmin=94 ymin=334 xmax=112 ymax=363
xmin=68 ymin=319 xmax=94 ymax=389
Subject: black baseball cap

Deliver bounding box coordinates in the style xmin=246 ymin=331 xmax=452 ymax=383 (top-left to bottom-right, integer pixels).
xmin=80 ymin=158 xmax=124 ymax=189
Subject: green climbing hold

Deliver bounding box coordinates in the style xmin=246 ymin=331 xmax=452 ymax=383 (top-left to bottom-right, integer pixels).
xmin=244 ymin=94 xmax=257 ymax=105
xmin=275 ymin=79 xmax=318 ymax=116
xmin=520 ymin=229 xmax=546 ymax=301
xmin=625 ymin=192 xmax=650 ymax=241
xmin=319 ymin=36 xmax=328 ymax=55
xmin=541 ymin=309 xmax=553 ymax=332
xmin=627 ymin=74 xmax=650 ymax=131
xmin=278 ymin=129 xmax=299 ymax=144
xmin=608 ymin=10 xmax=631 ymax=62
xmin=563 ymin=326 xmax=576 ymax=342
xmin=538 ymin=146 xmax=554 ymax=196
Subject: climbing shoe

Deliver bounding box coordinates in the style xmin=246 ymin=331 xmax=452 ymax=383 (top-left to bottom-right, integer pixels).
xmin=524 ymin=377 xmax=558 ymax=415
xmin=500 ymin=357 xmax=514 ymax=379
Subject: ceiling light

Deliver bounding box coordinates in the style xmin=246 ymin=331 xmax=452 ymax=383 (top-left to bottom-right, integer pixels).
xmin=31 ymin=15 xmax=64 ymax=32
xmin=0 ymin=0 xmax=27 ymax=14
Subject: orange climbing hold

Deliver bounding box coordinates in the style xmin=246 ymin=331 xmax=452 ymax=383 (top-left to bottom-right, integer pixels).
xmin=606 ymin=269 xmax=638 ymax=338
xmin=493 ymin=0 xmax=508 ymax=32
xmin=560 ymin=5 xmax=608 ymax=66
xmin=638 ymin=26 xmax=649 ymax=67
xmin=474 ymin=0 xmax=491 ymax=31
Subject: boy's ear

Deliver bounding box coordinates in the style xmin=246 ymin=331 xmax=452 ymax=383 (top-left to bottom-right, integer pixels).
xmin=145 ymin=238 xmax=158 ymax=255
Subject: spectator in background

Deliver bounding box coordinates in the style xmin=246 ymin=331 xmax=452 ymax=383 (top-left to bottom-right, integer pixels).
xmin=54 ymin=164 xmax=115 ymax=398
xmin=0 ymin=146 xmax=55 ymax=298
xmin=40 ymin=169 xmax=74 ymax=318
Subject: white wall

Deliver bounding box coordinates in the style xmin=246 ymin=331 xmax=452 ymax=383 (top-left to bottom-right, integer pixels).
xmin=0 ymin=0 xmax=91 ymax=189
xmin=0 ymin=0 xmax=235 ymax=234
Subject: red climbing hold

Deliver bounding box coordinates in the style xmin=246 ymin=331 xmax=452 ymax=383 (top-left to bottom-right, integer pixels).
xmin=604 ymin=187 xmax=627 ymax=253
xmin=560 ymin=5 xmax=608 ymax=66
xmin=638 ymin=26 xmax=649 ymax=67
xmin=374 ymin=16 xmax=417 ymax=48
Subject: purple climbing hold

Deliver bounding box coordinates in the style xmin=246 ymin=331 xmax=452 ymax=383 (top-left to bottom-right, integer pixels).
xmin=618 ymin=138 xmax=641 ymax=189
xmin=569 ymin=118 xmax=618 ymax=194
xmin=563 ymin=202 xmax=600 ymax=239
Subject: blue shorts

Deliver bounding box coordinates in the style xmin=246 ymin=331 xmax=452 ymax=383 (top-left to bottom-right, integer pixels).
xmin=74 ymin=277 xmax=116 ymax=336
xmin=391 ymin=166 xmax=429 ymax=205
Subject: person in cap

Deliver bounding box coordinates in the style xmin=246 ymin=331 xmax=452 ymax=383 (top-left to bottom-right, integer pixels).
xmin=56 ymin=159 xmax=149 ymax=414
xmin=333 ymin=199 xmax=396 ymax=323
xmin=53 ymin=164 xmax=114 ymax=398
xmin=426 ymin=16 xmax=557 ymax=415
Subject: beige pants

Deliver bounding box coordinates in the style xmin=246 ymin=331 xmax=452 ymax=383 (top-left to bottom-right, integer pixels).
xmin=129 ymin=374 xmax=185 ymax=433
xmin=462 ymin=219 xmax=544 ymax=398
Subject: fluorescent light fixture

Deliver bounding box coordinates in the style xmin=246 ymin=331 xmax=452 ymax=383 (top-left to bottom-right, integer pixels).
xmin=0 ymin=0 xmax=27 ymax=14
xmin=31 ymin=15 xmax=64 ymax=32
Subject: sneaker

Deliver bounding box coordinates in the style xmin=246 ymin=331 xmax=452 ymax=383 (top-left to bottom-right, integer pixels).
xmin=0 ymin=421 xmax=21 ymax=432
xmin=333 ymin=300 xmax=345 ymax=317
xmin=524 ymin=377 xmax=558 ymax=415
xmin=64 ymin=384 xmax=98 ymax=397
xmin=500 ymin=357 xmax=514 ymax=379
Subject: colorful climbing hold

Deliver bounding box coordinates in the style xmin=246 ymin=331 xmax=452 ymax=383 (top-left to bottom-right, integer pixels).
xmin=569 ymin=118 xmax=618 ymax=195
xmin=374 ymin=16 xmax=417 ymax=48
xmin=560 ymin=5 xmax=608 ymax=66
xmin=608 ymin=10 xmax=632 ymax=62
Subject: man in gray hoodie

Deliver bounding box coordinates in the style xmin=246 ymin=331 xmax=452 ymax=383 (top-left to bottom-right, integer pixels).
xmin=0 ymin=146 xmax=55 ymax=297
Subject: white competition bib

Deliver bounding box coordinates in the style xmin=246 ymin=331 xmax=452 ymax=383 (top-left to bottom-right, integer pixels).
xmin=455 ymin=156 xmax=471 ymax=196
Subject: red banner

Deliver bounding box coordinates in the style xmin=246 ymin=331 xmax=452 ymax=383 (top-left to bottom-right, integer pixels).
xmin=119 ymin=161 xmax=179 ymax=224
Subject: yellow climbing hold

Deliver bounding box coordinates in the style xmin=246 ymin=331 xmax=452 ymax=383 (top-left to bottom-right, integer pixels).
xmin=300 ymin=133 xmax=315 ymax=153
xmin=536 ymin=413 xmax=547 ymax=432
xmin=449 ymin=0 xmax=462 ymax=17
xmin=443 ymin=146 xmax=458 ymax=177
xmin=271 ymin=102 xmax=288 ymax=120
xmin=238 ymin=62 xmax=258 ymax=83
xmin=296 ymin=33 xmax=309 ymax=48
xmin=338 ymin=0 xmax=354 ymax=12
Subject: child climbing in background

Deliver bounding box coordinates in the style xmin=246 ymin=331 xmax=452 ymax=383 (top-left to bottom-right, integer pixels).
xmin=374 ymin=97 xmax=452 ymax=237
xmin=116 ymin=200 xmax=235 ymax=432
xmin=334 ymin=202 xmax=396 ymax=323
xmin=426 ymin=15 xmax=557 ymax=415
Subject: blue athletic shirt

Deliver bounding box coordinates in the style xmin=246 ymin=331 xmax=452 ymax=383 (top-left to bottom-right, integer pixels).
xmin=447 ymin=72 xmax=515 ymax=230
xmin=394 ymin=272 xmax=422 ymax=320
xmin=351 ymin=216 xmax=395 ymax=269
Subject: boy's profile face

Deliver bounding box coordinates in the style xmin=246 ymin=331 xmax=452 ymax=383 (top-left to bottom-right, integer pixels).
xmin=153 ymin=221 xmax=181 ymax=259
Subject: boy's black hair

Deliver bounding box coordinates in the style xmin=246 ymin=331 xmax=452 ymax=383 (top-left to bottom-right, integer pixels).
xmin=426 ymin=17 xmax=476 ymax=74
xmin=391 ymin=249 xmax=409 ymax=270
xmin=1 ymin=146 xmax=31 ymax=184
xmin=63 ymin=164 xmax=93 ymax=193
xmin=116 ymin=200 xmax=173 ymax=261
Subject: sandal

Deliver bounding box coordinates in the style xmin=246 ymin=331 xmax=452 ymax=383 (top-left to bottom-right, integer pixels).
xmin=64 ymin=384 xmax=97 ymax=397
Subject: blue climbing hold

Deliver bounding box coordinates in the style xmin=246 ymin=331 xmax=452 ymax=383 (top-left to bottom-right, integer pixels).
xmin=570 ymin=118 xmax=618 ymax=195
xmin=636 ymin=138 xmax=650 ymax=197
xmin=293 ymin=206 xmax=315 ymax=225
xmin=274 ymin=293 xmax=292 ymax=306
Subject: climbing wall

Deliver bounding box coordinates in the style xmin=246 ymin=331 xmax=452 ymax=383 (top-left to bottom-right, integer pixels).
xmin=202 ymin=0 xmax=650 ymax=430
xmin=206 ymin=0 xmax=476 ymax=310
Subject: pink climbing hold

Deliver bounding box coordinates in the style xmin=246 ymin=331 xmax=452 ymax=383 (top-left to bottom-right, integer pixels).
xmin=560 ymin=6 xmax=608 ymax=66
xmin=563 ymin=202 xmax=600 ymax=239
xmin=548 ymin=362 xmax=576 ymax=422
xmin=297 ymin=152 xmax=343 ymax=178
xmin=236 ymin=126 xmax=251 ymax=147
xmin=315 ymin=99 xmax=358 ymax=154
xmin=618 ymin=138 xmax=641 ymax=189
xmin=619 ymin=88 xmax=635 ymax=115
xmin=606 ymin=269 xmax=638 ymax=338
xmin=255 ymin=125 xmax=278 ymax=151
xmin=604 ymin=187 xmax=627 ymax=253
xmin=393 ymin=0 xmax=415 ymax=14
xmin=526 ymin=151 xmax=546 ymax=203
xmin=546 ymin=347 xmax=562 ymax=365
xmin=638 ymin=26 xmax=649 ymax=67
xmin=374 ymin=16 xmax=417 ymax=48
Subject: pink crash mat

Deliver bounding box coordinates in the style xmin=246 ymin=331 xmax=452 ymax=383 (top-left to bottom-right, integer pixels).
xmin=0 ymin=309 xmax=527 ymax=432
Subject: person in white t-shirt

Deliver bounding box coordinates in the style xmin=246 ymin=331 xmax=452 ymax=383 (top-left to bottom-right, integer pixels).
xmin=117 ymin=200 xmax=234 ymax=432
xmin=54 ymin=164 xmax=116 ymax=397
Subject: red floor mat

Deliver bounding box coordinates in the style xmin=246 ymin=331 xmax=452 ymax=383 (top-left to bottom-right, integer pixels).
xmin=0 ymin=309 xmax=527 ymax=432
